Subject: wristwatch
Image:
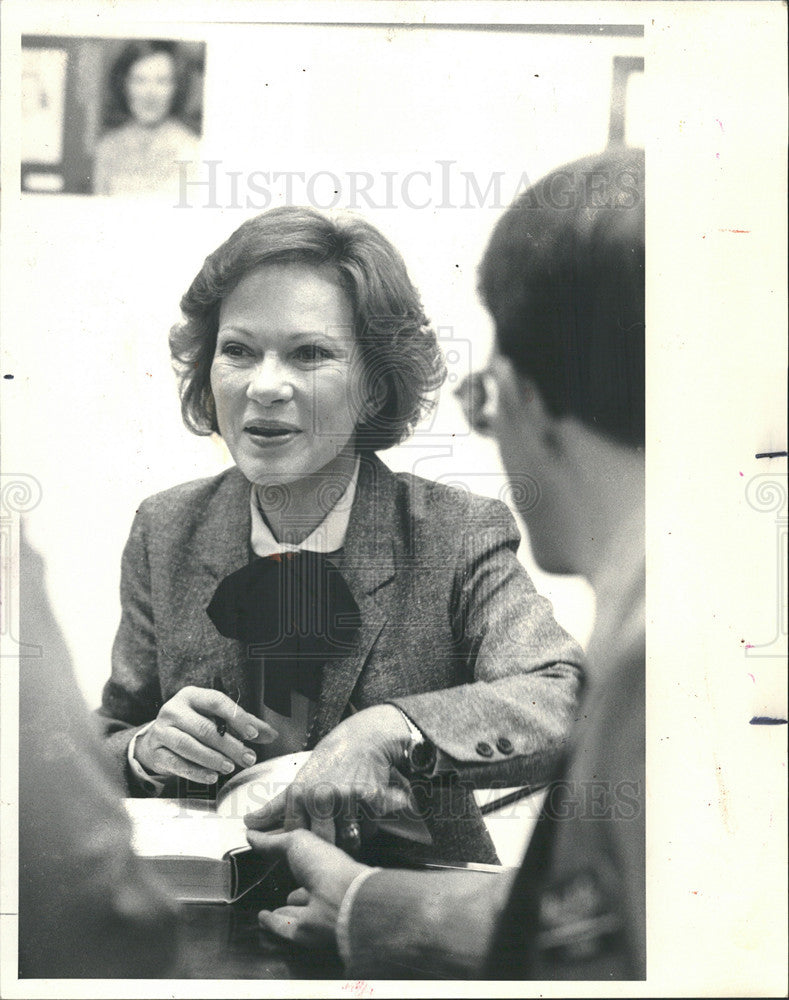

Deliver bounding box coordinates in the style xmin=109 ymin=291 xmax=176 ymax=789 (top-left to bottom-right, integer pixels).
xmin=397 ymin=708 xmax=438 ymax=777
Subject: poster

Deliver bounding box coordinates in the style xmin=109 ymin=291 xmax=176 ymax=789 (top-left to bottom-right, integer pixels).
xmin=21 ymin=46 xmax=68 ymax=166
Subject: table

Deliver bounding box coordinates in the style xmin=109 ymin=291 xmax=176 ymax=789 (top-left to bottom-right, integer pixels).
xmin=176 ymin=862 xmax=345 ymax=979
xmin=172 ymin=852 xmax=508 ymax=979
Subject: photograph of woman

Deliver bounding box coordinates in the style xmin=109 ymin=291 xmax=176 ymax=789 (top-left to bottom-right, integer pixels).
xmin=96 ymin=205 xmax=585 ymax=866
xmin=92 ymin=38 xmax=200 ymax=196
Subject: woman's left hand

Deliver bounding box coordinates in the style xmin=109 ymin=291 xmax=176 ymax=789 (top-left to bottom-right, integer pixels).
xmin=244 ymin=704 xmax=414 ymax=842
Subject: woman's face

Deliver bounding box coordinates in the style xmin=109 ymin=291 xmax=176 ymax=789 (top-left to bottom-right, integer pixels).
xmin=210 ymin=263 xmax=366 ymax=488
xmin=125 ymin=52 xmax=176 ymax=127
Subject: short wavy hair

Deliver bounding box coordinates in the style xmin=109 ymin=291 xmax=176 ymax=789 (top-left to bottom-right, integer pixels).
xmin=170 ymin=206 xmax=446 ymax=451
xmin=104 ymin=40 xmax=192 ymax=130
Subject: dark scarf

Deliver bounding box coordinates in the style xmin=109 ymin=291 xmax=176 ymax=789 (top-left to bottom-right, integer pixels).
xmin=206 ymin=551 xmax=361 ymax=716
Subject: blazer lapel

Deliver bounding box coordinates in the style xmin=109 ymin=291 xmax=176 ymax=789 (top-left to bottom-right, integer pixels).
xmin=194 ymin=466 xmax=255 ymax=707
xmin=310 ymin=453 xmax=397 ymax=743
xmin=185 ymin=457 xmax=398 ymax=734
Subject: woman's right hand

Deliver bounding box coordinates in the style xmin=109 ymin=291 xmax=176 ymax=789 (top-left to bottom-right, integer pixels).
xmin=134 ymin=686 xmax=278 ymax=783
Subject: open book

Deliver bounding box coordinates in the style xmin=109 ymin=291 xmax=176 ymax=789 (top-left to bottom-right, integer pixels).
xmin=125 ymin=751 xmax=431 ymax=903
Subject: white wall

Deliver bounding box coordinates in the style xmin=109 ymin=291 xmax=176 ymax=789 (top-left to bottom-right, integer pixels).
xmin=8 ymin=22 xmax=645 ymax=703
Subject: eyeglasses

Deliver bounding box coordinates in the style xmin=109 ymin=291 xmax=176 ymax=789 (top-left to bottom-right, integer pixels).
xmin=453 ymin=368 xmax=499 ymax=435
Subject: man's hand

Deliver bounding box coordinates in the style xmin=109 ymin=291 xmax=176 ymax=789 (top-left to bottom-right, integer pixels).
xmin=247 ymin=829 xmax=368 ymax=948
xmin=244 ymin=704 xmax=413 ymax=841
xmin=135 ymin=686 xmax=277 ymax=783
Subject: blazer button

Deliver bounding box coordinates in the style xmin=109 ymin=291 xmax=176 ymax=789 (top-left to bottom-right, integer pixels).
xmin=475 ymin=741 xmax=494 ymax=758
xmin=496 ymin=737 xmax=514 ymax=755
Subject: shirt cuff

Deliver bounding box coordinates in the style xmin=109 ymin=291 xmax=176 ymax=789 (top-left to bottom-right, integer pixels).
xmin=127 ymin=724 xmax=167 ymax=795
xmin=336 ymin=867 xmax=382 ymax=967
xmin=432 ymin=746 xmax=459 ymax=775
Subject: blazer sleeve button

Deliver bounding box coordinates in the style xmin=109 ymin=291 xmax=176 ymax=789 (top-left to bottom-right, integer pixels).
xmin=475 ymin=741 xmax=494 ymax=757
xmin=496 ymin=737 xmax=514 ymax=755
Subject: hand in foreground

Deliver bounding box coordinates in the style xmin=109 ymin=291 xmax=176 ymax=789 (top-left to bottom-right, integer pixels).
xmin=247 ymin=828 xmax=367 ymax=948
xmin=134 ymin=685 xmax=277 ymax=783
xmin=244 ymin=704 xmax=413 ymax=841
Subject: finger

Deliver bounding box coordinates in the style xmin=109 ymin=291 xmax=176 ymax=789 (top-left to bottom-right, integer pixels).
xmin=367 ymin=785 xmax=414 ymax=817
xmin=157 ymin=726 xmax=237 ymax=775
xmin=344 ymin=785 xmax=415 ymax=821
xmin=286 ymin=887 xmax=310 ymax=906
xmin=149 ymin=746 xmax=219 ymax=784
xmin=310 ymin=816 xmax=336 ymax=844
xmin=285 ymin=786 xmax=360 ymax=836
xmin=282 ymin=798 xmax=311 ymax=832
xmin=174 ymin=711 xmax=260 ymax=770
xmin=284 ymin=777 xmax=340 ymax=831
xmin=277 ymin=782 xmax=312 ymax=832
xmin=186 ymin=689 xmax=277 ymax=744
xmin=244 ymin=788 xmax=288 ymax=830
xmin=248 ymin=828 xmax=355 ymax=889
xmin=246 ymin=829 xmax=296 ymax=860
xmin=309 ymin=783 xmax=413 ymax=823
xmin=257 ymin=907 xmax=305 ymax=944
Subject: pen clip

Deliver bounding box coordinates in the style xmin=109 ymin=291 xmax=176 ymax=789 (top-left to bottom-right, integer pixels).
xmin=211 ymin=674 xmax=227 ymax=737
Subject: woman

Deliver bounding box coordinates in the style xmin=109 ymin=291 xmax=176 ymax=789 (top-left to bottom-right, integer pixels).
xmin=98 ymin=206 xmax=584 ymax=864
xmin=93 ymin=40 xmax=199 ymax=197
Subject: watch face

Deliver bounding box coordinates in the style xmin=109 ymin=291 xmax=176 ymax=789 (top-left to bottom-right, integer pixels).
xmin=410 ymin=739 xmax=437 ymax=774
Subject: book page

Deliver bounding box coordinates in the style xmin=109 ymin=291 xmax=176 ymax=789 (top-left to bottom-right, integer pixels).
xmin=216 ymin=751 xmax=311 ymax=820
xmin=124 ymin=797 xmax=248 ymax=860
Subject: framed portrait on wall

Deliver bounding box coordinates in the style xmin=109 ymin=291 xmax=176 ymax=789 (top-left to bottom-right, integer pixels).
xmin=21 ymin=35 xmax=205 ymax=196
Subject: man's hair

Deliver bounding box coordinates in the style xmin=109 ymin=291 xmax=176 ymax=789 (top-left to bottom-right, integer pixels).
xmin=479 ymin=146 xmax=644 ymax=447
xmin=169 ymin=205 xmax=446 ymax=451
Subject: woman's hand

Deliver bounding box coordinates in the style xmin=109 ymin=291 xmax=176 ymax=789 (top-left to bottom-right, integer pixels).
xmin=134 ymin=685 xmax=277 ymax=783
xmin=244 ymin=704 xmax=413 ymax=841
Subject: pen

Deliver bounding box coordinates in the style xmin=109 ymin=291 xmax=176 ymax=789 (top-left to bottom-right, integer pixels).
xmin=211 ymin=674 xmax=227 ymax=737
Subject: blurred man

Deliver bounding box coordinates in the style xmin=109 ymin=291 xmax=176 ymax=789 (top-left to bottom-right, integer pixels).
xmin=247 ymin=145 xmax=645 ymax=980
xmin=18 ymin=531 xmax=180 ymax=977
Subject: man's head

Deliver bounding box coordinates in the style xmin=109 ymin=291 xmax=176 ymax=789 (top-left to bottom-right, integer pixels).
xmin=474 ymin=147 xmax=645 ymax=574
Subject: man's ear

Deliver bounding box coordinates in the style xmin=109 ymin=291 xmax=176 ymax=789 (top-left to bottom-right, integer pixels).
xmin=489 ymin=354 xmax=561 ymax=452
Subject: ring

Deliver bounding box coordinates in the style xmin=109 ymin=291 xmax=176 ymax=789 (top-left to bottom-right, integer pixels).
xmin=336 ymin=819 xmax=362 ymax=857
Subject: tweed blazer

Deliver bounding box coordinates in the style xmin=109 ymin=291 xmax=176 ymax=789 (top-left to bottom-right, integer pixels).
xmin=341 ymin=531 xmax=645 ymax=977
xmin=99 ymin=453 xmax=584 ymax=863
